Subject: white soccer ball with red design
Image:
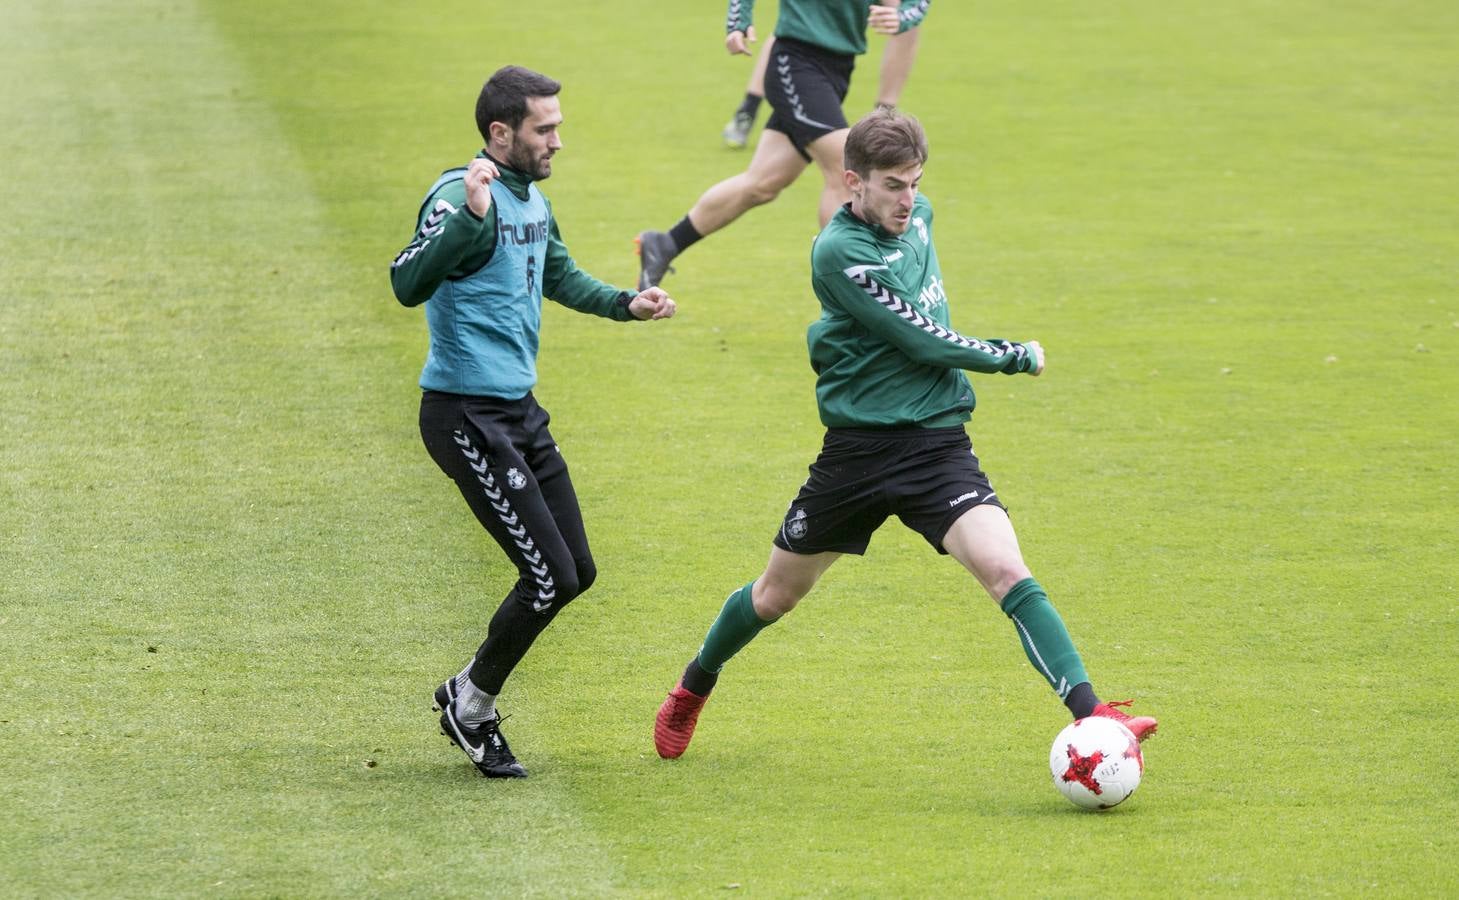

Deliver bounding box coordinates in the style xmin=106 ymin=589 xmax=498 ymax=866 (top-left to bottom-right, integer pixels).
xmin=1049 ymin=716 xmax=1143 ymax=809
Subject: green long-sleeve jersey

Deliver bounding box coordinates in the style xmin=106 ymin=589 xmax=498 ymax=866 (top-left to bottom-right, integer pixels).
xmin=808 ymin=195 xmax=1038 ymax=429
xmin=727 ymin=0 xmax=930 ymax=57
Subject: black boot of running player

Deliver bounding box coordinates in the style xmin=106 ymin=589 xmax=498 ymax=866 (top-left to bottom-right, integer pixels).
xmin=634 ymin=230 xmax=679 ymax=290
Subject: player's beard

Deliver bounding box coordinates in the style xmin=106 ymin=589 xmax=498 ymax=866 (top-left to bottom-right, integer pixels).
xmin=875 ymin=197 xmax=911 ymax=234
xmin=508 ymin=143 xmax=552 ymax=180
xmin=855 ymin=196 xmax=908 ymax=234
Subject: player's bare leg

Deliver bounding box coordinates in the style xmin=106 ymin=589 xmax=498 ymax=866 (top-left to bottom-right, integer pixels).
xmin=875 ymin=27 xmax=921 ymax=108
xmin=688 ymin=129 xmax=809 ymax=235
xmin=804 ymin=127 xmax=853 ymax=227
xmin=751 ymin=547 xmax=840 ymax=617
xmin=941 ymin=503 xmax=1033 ymax=602
xmin=636 ymin=130 xmax=808 ymax=289
xmin=943 ymin=504 xmax=1157 ymax=739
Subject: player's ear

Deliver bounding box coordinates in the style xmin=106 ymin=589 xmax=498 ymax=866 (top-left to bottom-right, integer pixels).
xmin=488 ymin=120 xmax=514 ymax=148
xmin=843 ymin=169 xmax=862 ymax=195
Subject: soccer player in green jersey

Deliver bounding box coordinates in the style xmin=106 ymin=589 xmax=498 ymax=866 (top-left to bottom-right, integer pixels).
xmin=635 ymin=0 xmax=931 ymax=290
xmin=390 ymin=66 xmax=676 ymax=778
xmin=654 ymin=108 xmax=1158 ymax=760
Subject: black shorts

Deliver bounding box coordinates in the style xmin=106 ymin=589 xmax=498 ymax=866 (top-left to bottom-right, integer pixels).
xmin=763 ymin=37 xmax=855 ymax=161
xmin=772 ymin=426 xmax=1007 ymax=556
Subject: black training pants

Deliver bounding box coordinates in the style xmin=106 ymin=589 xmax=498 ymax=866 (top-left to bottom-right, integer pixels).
xmin=419 ymin=390 xmax=596 ymax=694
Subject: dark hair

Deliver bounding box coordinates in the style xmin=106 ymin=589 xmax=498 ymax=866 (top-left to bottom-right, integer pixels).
xmin=843 ymin=108 xmax=929 ymax=178
xmin=475 ymin=66 xmax=562 ymax=142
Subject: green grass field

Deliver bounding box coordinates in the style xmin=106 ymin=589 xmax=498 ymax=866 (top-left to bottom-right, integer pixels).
xmin=3 ymin=0 xmax=1456 ymax=895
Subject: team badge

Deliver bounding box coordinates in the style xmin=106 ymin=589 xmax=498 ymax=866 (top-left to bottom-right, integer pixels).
xmin=506 ymin=467 xmax=527 ymax=490
xmin=786 ymin=508 xmax=809 ymax=540
xmin=913 ymin=215 xmax=928 ymax=244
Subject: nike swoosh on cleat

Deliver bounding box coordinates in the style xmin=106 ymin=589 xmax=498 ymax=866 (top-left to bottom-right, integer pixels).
xmin=446 ymin=712 xmax=487 ymax=763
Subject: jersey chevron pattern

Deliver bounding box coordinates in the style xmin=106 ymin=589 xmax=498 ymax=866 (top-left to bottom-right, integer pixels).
xmin=807 ymin=194 xmax=1036 ymax=429
xmin=727 ymin=0 xmax=931 ymax=56
xmin=842 ymin=264 xmax=1032 ymax=361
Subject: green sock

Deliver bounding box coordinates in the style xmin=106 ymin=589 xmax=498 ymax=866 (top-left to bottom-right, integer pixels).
xmin=999 ymin=577 xmax=1090 ymax=701
xmin=697 ymin=581 xmax=777 ymax=673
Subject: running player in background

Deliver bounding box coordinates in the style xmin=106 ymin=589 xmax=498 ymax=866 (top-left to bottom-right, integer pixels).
xmin=634 ymin=0 xmax=931 ymax=291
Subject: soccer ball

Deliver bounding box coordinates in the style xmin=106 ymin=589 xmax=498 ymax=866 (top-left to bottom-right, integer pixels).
xmin=1049 ymin=716 xmax=1143 ymax=810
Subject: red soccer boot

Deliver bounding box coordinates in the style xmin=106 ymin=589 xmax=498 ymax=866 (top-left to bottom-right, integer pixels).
xmin=654 ymin=682 xmax=709 ymax=759
xmin=1090 ymin=699 xmax=1158 ymax=742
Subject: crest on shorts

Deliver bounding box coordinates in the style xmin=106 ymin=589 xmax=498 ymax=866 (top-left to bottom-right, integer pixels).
xmin=786 ymin=508 xmax=809 ymax=540
xmin=506 ymin=467 xmax=527 ymax=490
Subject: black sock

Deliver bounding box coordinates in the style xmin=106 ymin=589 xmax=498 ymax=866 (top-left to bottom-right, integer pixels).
xmin=737 ymin=92 xmax=763 ymax=120
xmin=681 ymin=656 xmax=718 ymax=697
xmin=668 ymin=216 xmax=703 ymax=255
xmin=1064 ymin=681 xmax=1099 ymax=719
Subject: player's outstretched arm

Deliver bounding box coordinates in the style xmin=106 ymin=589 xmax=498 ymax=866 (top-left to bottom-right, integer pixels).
xmin=544 ymin=216 xmax=668 ymax=321
xmin=818 ymin=263 xmax=1040 ymax=375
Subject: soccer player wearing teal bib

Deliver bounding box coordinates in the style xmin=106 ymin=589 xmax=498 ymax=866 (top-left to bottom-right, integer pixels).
xmin=391 ymin=66 xmax=677 ymax=778
xmin=654 ymin=109 xmax=1157 ymax=760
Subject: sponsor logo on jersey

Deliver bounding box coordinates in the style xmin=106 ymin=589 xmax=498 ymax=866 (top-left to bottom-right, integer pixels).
xmin=916 ymin=275 xmax=947 ymax=313
xmin=499 ymin=218 xmax=549 ymax=246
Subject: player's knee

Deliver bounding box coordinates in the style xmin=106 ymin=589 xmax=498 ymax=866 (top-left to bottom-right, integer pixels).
xmin=549 ymin=558 xmax=595 ymax=606
xmin=988 ymin=564 xmax=1034 ymax=601
xmin=573 ymin=558 xmax=597 ymax=597
xmin=744 ymin=177 xmax=786 ymax=206
xmin=552 ymin=569 xmax=581 ymax=605
xmin=752 ymin=581 xmax=804 ymax=619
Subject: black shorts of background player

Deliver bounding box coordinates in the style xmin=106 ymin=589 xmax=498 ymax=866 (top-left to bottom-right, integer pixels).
xmin=633 ymin=0 xmax=929 ymax=291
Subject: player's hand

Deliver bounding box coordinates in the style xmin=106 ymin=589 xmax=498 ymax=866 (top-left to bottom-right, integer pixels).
xmin=867 ymin=4 xmax=900 ymax=36
xmin=1025 ymin=340 xmax=1045 ymax=376
xmin=464 ymin=157 xmax=500 ymax=217
xmin=629 ymin=287 xmax=676 ymax=320
xmin=726 ymin=27 xmax=756 ymax=56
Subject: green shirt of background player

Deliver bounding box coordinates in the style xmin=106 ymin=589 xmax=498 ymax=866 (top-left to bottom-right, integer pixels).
xmin=653 ymin=108 xmax=1159 ymax=762
xmin=634 ymin=0 xmax=930 ymax=292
